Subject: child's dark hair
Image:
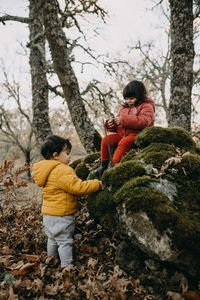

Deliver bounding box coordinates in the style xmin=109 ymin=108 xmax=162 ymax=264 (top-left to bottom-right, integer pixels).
xmin=41 ymin=135 xmax=72 ymax=160
xmin=123 ymin=80 xmax=148 ymax=105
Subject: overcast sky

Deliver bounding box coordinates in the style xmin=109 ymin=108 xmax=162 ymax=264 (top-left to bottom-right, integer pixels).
xmin=0 ymin=0 xmax=168 ymax=59
xmin=0 ymin=0 xmax=169 ymax=107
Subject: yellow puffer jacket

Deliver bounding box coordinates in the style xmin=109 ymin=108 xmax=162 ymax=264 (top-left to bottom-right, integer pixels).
xmin=33 ymin=160 xmax=101 ymax=216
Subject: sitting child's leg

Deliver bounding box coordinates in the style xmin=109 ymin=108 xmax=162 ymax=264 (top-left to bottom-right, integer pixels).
xmin=101 ymin=134 xmax=122 ymax=161
xmin=92 ymin=134 xmax=122 ymax=177
xmin=112 ymin=135 xmax=136 ymax=164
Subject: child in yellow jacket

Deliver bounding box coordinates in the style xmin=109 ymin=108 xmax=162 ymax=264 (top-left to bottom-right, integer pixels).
xmin=33 ymin=135 xmax=103 ymax=268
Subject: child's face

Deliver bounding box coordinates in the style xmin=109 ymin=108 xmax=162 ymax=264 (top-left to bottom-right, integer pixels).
xmin=125 ymin=97 xmax=136 ymax=107
xmin=53 ymin=146 xmax=71 ymax=165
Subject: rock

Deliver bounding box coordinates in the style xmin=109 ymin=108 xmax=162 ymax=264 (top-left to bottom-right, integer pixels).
xmin=84 ymin=127 xmax=200 ymax=277
xmin=114 ymin=240 xmax=146 ymax=277
xmin=75 ymin=152 xmax=100 ymax=180
xmin=134 ymin=126 xmax=196 ymax=151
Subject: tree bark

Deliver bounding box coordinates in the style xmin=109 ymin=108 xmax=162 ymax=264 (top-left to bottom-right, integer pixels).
xmin=40 ymin=0 xmax=101 ymax=153
xmin=29 ymin=0 xmax=52 ymax=143
xmin=168 ymin=0 xmax=194 ymax=132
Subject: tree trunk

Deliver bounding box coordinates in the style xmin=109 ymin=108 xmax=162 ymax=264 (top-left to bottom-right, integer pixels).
xmin=29 ymin=0 xmax=52 ymax=143
xmin=168 ymin=0 xmax=194 ymax=132
xmin=40 ymin=0 xmax=101 ymax=153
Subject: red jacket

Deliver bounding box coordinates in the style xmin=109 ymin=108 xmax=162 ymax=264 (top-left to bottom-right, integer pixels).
xmin=105 ymin=98 xmax=155 ymax=137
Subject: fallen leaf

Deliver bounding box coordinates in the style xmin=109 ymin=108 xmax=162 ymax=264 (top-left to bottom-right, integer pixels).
xmin=7 ymin=260 xmax=24 ymax=270
xmin=21 ymin=254 xmax=39 ymax=262
xmin=88 ymin=258 xmax=98 ymax=268
xmin=0 ymin=246 xmax=12 ymax=255
xmin=8 ymin=286 xmax=15 ymax=300
xmin=64 ymin=277 xmax=71 ymax=290
xmin=183 ymin=291 xmax=200 ymax=300
xmin=167 ymin=291 xmax=184 ymax=300
xmin=11 ymin=262 xmax=37 ymax=275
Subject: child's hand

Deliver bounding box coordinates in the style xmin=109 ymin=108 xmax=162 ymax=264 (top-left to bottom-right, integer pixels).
xmin=115 ymin=117 xmax=121 ymax=125
xmin=99 ymin=181 xmax=106 ymax=190
xmin=107 ymin=119 xmax=115 ymax=128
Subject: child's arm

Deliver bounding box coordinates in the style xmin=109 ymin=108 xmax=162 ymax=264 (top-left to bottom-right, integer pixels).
xmin=56 ymin=166 xmax=103 ymax=195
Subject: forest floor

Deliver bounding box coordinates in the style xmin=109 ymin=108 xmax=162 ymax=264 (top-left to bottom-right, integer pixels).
xmin=0 ymin=181 xmax=199 ymax=300
xmin=0 ymin=188 xmax=164 ymax=300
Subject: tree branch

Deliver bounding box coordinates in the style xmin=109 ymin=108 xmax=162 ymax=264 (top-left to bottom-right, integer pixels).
xmin=0 ymin=15 xmax=29 ymax=24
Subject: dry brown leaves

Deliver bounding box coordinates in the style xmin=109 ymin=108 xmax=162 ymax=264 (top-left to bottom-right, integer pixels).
xmin=0 ymin=201 xmax=163 ymax=299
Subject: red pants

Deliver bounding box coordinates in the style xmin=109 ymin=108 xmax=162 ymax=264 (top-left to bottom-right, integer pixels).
xmin=101 ymin=133 xmax=136 ymax=164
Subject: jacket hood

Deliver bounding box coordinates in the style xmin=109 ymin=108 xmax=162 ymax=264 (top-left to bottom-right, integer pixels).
xmin=145 ymin=97 xmax=155 ymax=112
xmin=33 ymin=160 xmax=61 ymax=187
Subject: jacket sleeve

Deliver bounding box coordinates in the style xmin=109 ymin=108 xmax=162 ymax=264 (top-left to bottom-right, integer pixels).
xmin=56 ymin=166 xmax=101 ymax=195
xmin=121 ymin=103 xmax=154 ymax=130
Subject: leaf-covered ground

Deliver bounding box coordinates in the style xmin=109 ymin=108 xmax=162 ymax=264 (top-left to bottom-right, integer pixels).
xmin=1 ymin=198 xmax=200 ymax=300
xmin=0 ymin=198 xmax=164 ymax=300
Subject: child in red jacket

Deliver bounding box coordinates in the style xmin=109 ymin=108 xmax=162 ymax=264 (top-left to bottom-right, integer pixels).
xmin=92 ymin=80 xmax=155 ymax=177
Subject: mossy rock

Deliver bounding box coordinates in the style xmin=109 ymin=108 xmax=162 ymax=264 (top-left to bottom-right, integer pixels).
xmin=174 ymin=181 xmax=200 ymax=214
xmin=114 ymin=181 xmax=177 ymax=233
xmin=75 ymin=152 xmax=100 ymax=180
xmin=135 ymin=126 xmax=196 ymax=151
xmin=102 ymin=160 xmax=146 ymax=188
xmin=70 ymin=158 xmax=82 ymax=170
xmin=121 ymin=149 xmax=137 ymax=163
xmin=169 ymin=153 xmax=200 ymax=182
xmin=114 ymin=176 xmax=156 ymax=204
xmin=196 ymin=146 xmax=200 ymax=155
xmin=114 ymin=179 xmax=200 ymax=255
xmin=83 ymin=152 xmax=100 ymax=164
xmin=87 ymin=190 xmax=117 ymax=231
xmin=75 ymin=162 xmax=89 ymax=180
xmin=132 ymin=143 xmax=176 ymax=168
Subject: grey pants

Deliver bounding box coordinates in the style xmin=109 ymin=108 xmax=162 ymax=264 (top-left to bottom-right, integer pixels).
xmin=43 ymin=214 xmax=75 ymax=268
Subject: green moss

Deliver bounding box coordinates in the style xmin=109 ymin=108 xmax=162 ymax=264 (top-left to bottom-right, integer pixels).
xmin=75 ymin=152 xmax=101 ymax=180
xmin=132 ymin=143 xmax=176 ymax=168
xmin=114 ymin=178 xmax=200 ymax=256
xmin=75 ymin=162 xmax=89 ymax=180
xmin=70 ymin=158 xmax=82 ymax=169
xmin=140 ymin=143 xmax=176 ymax=154
xmin=170 ymin=154 xmax=200 ymax=182
xmin=135 ymin=126 xmax=196 ymax=151
xmin=174 ymin=180 xmax=200 ymax=214
xmin=102 ymin=160 xmax=146 ymax=188
xmin=115 ymin=182 xmax=177 ymax=232
xmin=174 ymin=216 xmax=200 ymax=256
xmin=87 ymin=190 xmax=117 ymax=231
xmin=114 ymin=176 xmax=156 ymax=204
xmin=121 ymin=149 xmax=137 ymax=163
xmin=196 ymin=146 xmax=200 ymax=155
xmin=83 ymin=152 xmax=100 ymax=164
xmin=169 ymin=127 xmax=196 ymax=151
xmin=87 ymin=190 xmax=116 ymax=222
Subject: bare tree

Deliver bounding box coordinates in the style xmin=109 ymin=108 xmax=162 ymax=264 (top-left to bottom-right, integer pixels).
xmin=0 ymin=6 xmax=52 ymax=144
xmin=168 ymin=0 xmax=194 ymax=132
xmin=0 ymin=75 xmax=36 ymax=177
xmin=39 ymin=0 xmax=108 ymax=152
xmin=112 ymin=0 xmax=199 ymax=129
xmin=29 ymin=0 xmax=52 ymax=143
xmin=0 ymin=0 xmax=111 ymax=152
